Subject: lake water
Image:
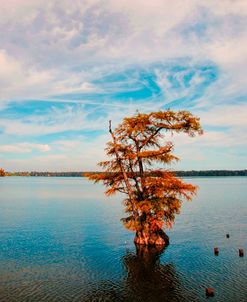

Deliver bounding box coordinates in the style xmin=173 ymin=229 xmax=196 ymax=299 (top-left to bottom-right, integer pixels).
xmin=0 ymin=177 xmax=247 ymax=302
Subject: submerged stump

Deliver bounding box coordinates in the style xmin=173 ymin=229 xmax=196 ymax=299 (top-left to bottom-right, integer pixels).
xmin=214 ymin=247 xmax=219 ymax=256
xmin=206 ymin=288 xmax=214 ymax=297
xmin=239 ymin=249 xmax=244 ymax=257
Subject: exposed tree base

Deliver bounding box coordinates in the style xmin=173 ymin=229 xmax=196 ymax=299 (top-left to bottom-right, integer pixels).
xmin=134 ymin=229 xmax=169 ymax=247
xmin=135 ymin=243 xmax=166 ymax=264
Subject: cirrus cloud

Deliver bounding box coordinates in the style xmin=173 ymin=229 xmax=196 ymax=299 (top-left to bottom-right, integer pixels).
xmin=0 ymin=143 xmax=50 ymax=154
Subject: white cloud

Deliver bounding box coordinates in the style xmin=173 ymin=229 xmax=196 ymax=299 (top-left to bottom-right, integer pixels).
xmin=0 ymin=0 xmax=247 ymax=103
xmin=0 ymin=143 xmax=50 ymax=154
xmin=199 ymin=104 xmax=247 ymax=128
xmin=0 ymin=49 xmax=54 ymax=100
xmin=0 ymin=48 xmax=100 ymax=102
xmin=0 ymin=135 xmax=109 ymax=171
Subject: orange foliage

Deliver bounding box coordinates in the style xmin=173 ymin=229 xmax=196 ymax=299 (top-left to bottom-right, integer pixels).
xmin=0 ymin=168 xmax=5 ymax=177
xmin=86 ymin=110 xmax=203 ymax=233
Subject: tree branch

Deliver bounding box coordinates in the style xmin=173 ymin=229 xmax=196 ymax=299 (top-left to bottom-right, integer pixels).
xmin=109 ymin=120 xmax=138 ymax=218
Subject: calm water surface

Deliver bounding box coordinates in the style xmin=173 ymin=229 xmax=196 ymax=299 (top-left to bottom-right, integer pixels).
xmin=0 ymin=177 xmax=247 ymax=302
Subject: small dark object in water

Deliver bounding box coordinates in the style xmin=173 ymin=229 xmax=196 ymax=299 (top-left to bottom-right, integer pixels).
xmin=206 ymin=288 xmax=214 ymax=297
xmin=239 ymin=249 xmax=244 ymax=257
xmin=214 ymin=247 xmax=219 ymax=256
xmin=226 ymin=234 xmax=230 ymax=238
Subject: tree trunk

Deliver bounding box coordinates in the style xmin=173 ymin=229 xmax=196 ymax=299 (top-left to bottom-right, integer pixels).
xmin=134 ymin=226 xmax=169 ymax=247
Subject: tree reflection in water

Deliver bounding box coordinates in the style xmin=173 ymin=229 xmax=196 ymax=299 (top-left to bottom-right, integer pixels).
xmin=122 ymin=245 xmax=191 ymax=302
xmin=85 ymin=245 xmax=199 ymax=302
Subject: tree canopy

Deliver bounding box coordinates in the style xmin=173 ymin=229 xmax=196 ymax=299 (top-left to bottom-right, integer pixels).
xmin=87 ymin=110 xmax=203 ymax=246
xmin=0 ymin=168 xmax=5 ymax=177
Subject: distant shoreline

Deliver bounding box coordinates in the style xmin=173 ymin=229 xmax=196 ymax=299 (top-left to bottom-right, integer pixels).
xmin=4 ymin=170 xmax=247 ymax=177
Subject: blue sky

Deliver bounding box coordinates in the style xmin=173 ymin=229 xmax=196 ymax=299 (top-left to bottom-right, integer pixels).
xmin=0 ymin=0 xmax=247 ymax=171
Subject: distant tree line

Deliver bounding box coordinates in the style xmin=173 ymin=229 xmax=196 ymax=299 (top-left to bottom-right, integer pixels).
xmin=4 ymin=170 xmax=247 ymax=177
xmin=175 ymin=170 xmax=247 ymax=177
xmin=12 ymin=171 xmax=85 ymax=177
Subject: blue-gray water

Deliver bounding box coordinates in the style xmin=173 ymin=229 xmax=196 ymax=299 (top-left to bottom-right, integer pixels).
xmin=0 ymin=177 xmax=247 ymax=302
